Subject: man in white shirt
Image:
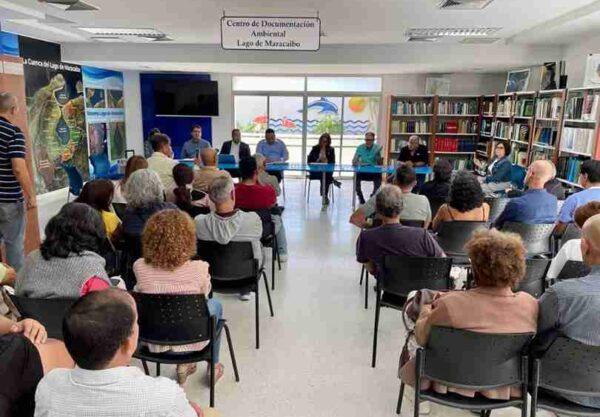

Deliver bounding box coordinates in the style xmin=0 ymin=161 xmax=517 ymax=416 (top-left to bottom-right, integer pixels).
xmin=35 ymin=289 xmax=203 ymax=417
xmin=146 ymin=133 xmax=178 ymax=190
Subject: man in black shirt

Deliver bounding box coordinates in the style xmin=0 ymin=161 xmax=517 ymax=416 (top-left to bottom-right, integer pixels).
xmin=398 ymin=135 xmax=429 ymax=192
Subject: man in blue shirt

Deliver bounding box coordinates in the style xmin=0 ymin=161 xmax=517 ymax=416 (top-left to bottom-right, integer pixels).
xmin=180 ymin=125 xmax=211 ymax=159
xmin=557 ymin=159 xmax=600 ymax=232
xmin=255 ymin=128 xmax=289 ymax=182
xmin=352 ymin=132 xmax=383 ymax=205
xmin=494 ymin=160 xmax=557 ymax=229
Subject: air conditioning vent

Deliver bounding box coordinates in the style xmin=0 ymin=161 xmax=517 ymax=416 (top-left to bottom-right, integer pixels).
xmin=40 ymin=0 xmax=99 ymax=11
xmin=460 ymin=37 xmax=500 ymax=44
xmin=438 ymin=0 xmax=494 ymax=9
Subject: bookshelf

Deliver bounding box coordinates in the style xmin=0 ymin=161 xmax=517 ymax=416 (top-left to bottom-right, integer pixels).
xmin=478 ymin=95 xmax=497 ymax=161
xmin=511 ymin=92 xmax=537 ymax=167
xmin=388 ymin=95 xmax=436 ymax=163
xmin=529 ymin=89 xmax=567 ymax=166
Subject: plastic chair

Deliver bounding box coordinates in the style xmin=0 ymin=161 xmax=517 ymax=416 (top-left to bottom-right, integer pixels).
xmin=560 ymin=223 xmax=581 ymax=247
xmin=486 ymin=197 xmax=510 ymax=224
xmin=372 ymin=256 xmax=452 ymax=368
xmin=531 ymin=337 xmax=600 ymax=417
xmin=516 ymin=258 xmax=551 ymax=298
xmin=397 ymin=326 xmax=533 ymax=417
xmin=511 ymin=164 xmax=527 ymax=190
xmin=436 ymin=221 xmax=489 ymax=264
xmin=132 ymin=293 xmax=239 ymax=408
xmin=556 ymin=260 xmax=590 ymax=282
xmin=196 ymin=240 xmax=274 ymax=349
xmin=428 ymin=197 xmax=447 ymax=221
xmin=305 ymin=173 xmax=335 ymax=205
xmin=120 ymin=233 xmax=142 ymax=290
xmin=89 ymin=153 xmax=111 ymax=179
xmin=112 ymin=203 xmax=126 ymax=220
xmin=501 ymin=222 xmax=555 ymax=257
xmin=8 ymin=295 xmax=75 ymax=340
xmin=63 ymin=164 xmax=83 ymax=203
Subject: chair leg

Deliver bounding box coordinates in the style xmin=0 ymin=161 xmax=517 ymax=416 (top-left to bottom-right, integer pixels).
xmin=414 ymin=350 xmax=422 ymax=417
xmin=364 ymin=271 xmax=369 ymax=309
xmin=479 ymin=411 xmax=486 ymax=417
xmin=224 ymin=323 xmax=240 ymax=382
xmin=396 ymin=382 xmax=405 ymax=415
xmin=142 ymin=360 xmax=149 ymax=375
xmin=156 ymin=362 xmax=160 ymax=376
xmin=274 ymin=234 xmax=281 ymax=271
xmin=307 ymin=178 xmax=311 ymax=203
xmin=359 ymin=264 xmax=365 ymax=286
xmin=271 ymin=245 xmax=276 ymax=291
xmin=263 ymin=271 xmax=274 ymax=317
xmin=371 ymin=286 xmax=381 ymax=368
xmin=255 ymin=282 xmax=260 ymax=350
xmin=209 ymin=357 xmax=215 ymax=408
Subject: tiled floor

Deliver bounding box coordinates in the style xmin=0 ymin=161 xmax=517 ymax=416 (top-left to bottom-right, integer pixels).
xmin=143 ymin=179 xmax=552 ymax=417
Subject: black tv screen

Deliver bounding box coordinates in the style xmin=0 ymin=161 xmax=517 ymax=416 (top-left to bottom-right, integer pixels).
xmin=154 ymin=80 xmax=219 ymax=116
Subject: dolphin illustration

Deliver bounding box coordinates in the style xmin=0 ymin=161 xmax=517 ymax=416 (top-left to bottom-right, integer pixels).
xmin=303 ymin=97 xmax=339 ymax=115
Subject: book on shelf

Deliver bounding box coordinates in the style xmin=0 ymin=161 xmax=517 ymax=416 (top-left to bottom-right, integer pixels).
xmin=511 ymin=123 xmax=530 ymax=142
xmin=391 ymin=120 xmax=429 ymax=133
xmin=516 ymin=99 xmax=535 ymax=117
xmin=437 ymin=120 xmax=478 ymax=134
xmin=438 ymin=100 xmax=479 ymax=115
xmin=392 ymin=139 xmax=408 ymax=152
xmin=392 ymin=100 xmax=433 ymax=115
xmin=561 ymin=127 xmax=595 ymax=155
xmin=536 ymin=97 xmax=563 ymax=119
xmin=565 ymin=94 xmax=600 ymax=121
xmin=531 ymin=150 xmax=552 ymax=161
xmin=557 ymin=156 xmax=587 ymax=183
xmin=434 ymin=137 xmax=476 ymax=152
xmin=483 ymin=101 xmax=494 ymax=115
xmin=480 ymin=119 xmax=494 ymax=136
xmin=494 ymin=121 xmax=510 ymax=139
xmin=533 ymin=127 xmax=557 ymax=146
xmin=434 ymin=157 xmax=473 ymax=171
xmin=511 ymin=149 xmax=528 ymax=166
xmin=497 ymin=97 xmax=515 ymax=116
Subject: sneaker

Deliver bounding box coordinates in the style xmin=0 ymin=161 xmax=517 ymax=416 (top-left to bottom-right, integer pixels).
xmin=333 ymin=179 xmax=342 ymax=188
xmin=323 ymin=196 xmax=330 ymax=205
xmin=279 ymin=254 xmax=288 ymax=263
xmin=239 ymin=292 xmax=254 ymax=301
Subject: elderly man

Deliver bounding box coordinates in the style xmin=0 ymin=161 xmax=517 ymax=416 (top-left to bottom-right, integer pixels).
xmin=181 ymin=125 xmax=211 ymax=159
xmin=494 ymin=159 xmax=558 ymax=229
xmin=256 ymin=128 xmax=288 ymax=183
xmin=556 ymin=159 xmax=600 ymax=232
xmin=192 ymin=148 xmax=231 ymax=193
xmin=254 ymin=153 xmax=281 ymax=196
xmin=146 ymin=133 xmax=177 ymax=190
xmin=353 ymin=132 xmax=383 ymax=205
xmin=398 ymin=135 xmax=428 ymax=167
xmin=356 ymin=184 xmax=444 ymax=278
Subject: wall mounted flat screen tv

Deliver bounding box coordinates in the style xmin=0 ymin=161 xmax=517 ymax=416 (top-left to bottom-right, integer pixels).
xmin=154 ymin=80 xmax=219 ymax=116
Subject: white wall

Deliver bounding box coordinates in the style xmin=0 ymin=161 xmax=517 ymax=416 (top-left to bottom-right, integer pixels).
xmin=562 ymin=34 xmax=600 ymax=88
xmin=122 ymin=70 xmax=144 ymax=155
xmin=210 ymin=73 xmax=233 ymax=150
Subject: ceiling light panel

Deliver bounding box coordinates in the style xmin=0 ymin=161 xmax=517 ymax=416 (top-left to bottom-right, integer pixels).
xmin=438 ymin=0 xmax=495 ymax=10
xmin=79 ymin=27 xmax=165 ymax=37
xmin=405 ymin=27 xmax=500 ymax=37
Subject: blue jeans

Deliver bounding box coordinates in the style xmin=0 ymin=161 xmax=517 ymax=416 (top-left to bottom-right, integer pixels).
xmin=207 ymin=298 xmax=222 ymax=363
xmin=272 ymin=215 xmax=287 ymax=255
xmin=0 ymin=201 xmax=26 ymax=271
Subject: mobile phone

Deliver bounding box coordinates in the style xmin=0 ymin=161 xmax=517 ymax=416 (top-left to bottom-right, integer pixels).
xmin=195 ymin=149 xmax=200 ymax=158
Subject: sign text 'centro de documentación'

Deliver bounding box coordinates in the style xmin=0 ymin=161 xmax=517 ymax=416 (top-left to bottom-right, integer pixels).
xmin=221 ymin=17 xmax=321 ymax=51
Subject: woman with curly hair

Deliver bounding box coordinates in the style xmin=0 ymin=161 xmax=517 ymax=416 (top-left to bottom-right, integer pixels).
xmin=133 ymin=209 xmax=223 ymax=385
xmin=400 ymin=228 xmax=538 ymax=400
xmin=431 ymin=170 xmax=490 ymax=231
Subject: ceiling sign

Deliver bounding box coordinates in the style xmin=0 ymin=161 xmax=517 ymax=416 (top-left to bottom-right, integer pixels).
xmin=221 ymin=16 xmax=321 ymax=51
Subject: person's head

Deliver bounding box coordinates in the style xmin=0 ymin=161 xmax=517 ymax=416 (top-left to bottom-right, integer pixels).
xmin=433 ymin=159 xmax=453 ymax=183
xmin=0 ymin=92 xmax=18 ymax=118
xmin=574 ymin=201 xmax=600 ymax=229
xmin=200 ymin=147 xmax=217 ymax=167
xmin=41 ymin=202 xmax=105 ymax=260
xmin=122 ymin=155 xmax=148 ymax=185
xmin=375 ymin=184 xmax=404 ymax=220
xmin=209 ymin=175 xmax=235 ymax=210
xmin=319 ymin=133 xmax=331 ymax=148
xmin=63 ymin=289 xmax=138 ymax=370
xmin=191 ymin=124 xmax=202 ymax=141
xmin=254 ymin=153 xmax=267 ymax=172
xmin=408 ymin=135 xmax=420 ymax=151
xmin=494 ymin=141 xmax=511 ymax=159
xmin=448 ymin=171 xmax=484 ymax=213
xmin=239 ymin=156 xmax=258 ymax=182
xmin=147 ymin=128 xmax=160 ymax=141
xmin=142 ymin=209 xmax=197 ymax=270
xmin=125 ymin=169 xmax=164 ymax=209
xmin=393 ymin=164 xmax=417 ymax=192
xmin=580 ymin=159 xmax=600 ymax=187
xmin=150 ymin=133 xmax=172 ymax=156
xmin=581 ymin=214 xmax=600 ymax=266
xmin=231 ymin=128 xmax=241 ymax=143
xmin=265 ymin=128 xmax=276 ymax=144
xmin=525 ymin=160 xmax=556 ymax=189
xmin=365 ymin=132 xmax=376 ymax=149
xmin=75 ymin=179 xmax=114 ymax=212
xmin=172 ymin=163 xmax=193 ymax=207
xmin=465 ymin=229 xmax=526 ymax=289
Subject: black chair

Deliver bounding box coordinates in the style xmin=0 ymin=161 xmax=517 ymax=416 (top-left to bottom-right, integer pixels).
xmin=436 ymin=221 xmax=489 ymax=264
xmin=556 ymin=260 xmax=590 ymax=282
xmin=119 ymin=233 xmax=142 ymax=290
xmin=515 ymin=259 xmax=551 ymax=298
xmin=8 ymin=295 xmax=75 ymax=340
xmin=559 ymin=223 xmax=582 ymax=249
xmin=400 ymin=220 xmax=425 ymax=228
xmin=428 ymin=197 xmax=447 ymax=221
xmin=531 ymin=337 xmax=600 ymax=417
xmin=486 ymin=197 xmax=510 ymax=224
xmin=372 ymin=256 xmax=452 ymax=368
xmin=196 ymin=240 xmax=274 ymax=349
xmin=132 ymin=293 xmax=239 ymax=408
xmin=100 ymin=237 xmax=121 ymax=278
xmin=397 ymin=326 xmax=533 ymax=417
xmin=112 ymin=202 xmax=127 ymax=220
xmin=501 ymin=222 xmax=555 ymax=257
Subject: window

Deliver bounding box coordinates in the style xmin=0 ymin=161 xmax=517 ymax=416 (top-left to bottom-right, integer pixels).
xmin=307 ymin=77 xmax=382 ymax=93
xmin=234 ymin=96 xmax=267 ymax=149
xmin=233 ymin=76 xmax=305 ymax=92
xmin=342 ymin=96 xmax=380 ymax=165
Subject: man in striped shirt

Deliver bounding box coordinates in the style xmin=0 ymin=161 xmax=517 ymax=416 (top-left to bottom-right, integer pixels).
xmin=0 ymin=93 xmax=35 ymax=271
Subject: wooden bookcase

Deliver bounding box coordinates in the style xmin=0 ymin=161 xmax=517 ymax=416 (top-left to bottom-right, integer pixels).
xmin=529 ymin=89 xmax=567 ymax=166
xmin=387 ymin=95 xmax=435 ymax=164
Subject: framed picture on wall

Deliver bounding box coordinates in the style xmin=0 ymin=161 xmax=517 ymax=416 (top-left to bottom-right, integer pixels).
xmin=584 ymin=54 xmax=600 ymax=87
xmin=505 ymin=69 xmax=530 ymax=93
xmin=425 ymin=77 xmax=450 ymax=95
xmin=540 ymin=62 xmax=558 ymax=90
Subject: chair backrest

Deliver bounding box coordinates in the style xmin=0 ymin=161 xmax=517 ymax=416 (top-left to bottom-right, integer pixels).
xmin=486 ymin=197 xmax=510 ymax=224
xmin=63 ymin=165 xmax=83 ymax=196
xmin=218 ymin=154 xmax=236 ymax=164
xmin=89 ymin=153 xmax=111 ymax=178
xmin=240 ymin=208 xmax=273 ymax=239
xmin=400 ymin=220 xmax=425 ymax=228
xmin=501 ymin=222 xmax=555 ymax=256
xmin=436 ymin=221 xmax=489 ymax=256
xmin=561 ymin=223 xmax=581 ymax=245
xmin=515 ymin=258 xmax=551 ymax=298
xmin=557 ymin=260 xmax=591 ymax=281
xmin=510 ymin=164 xmax=527 ymax=189
xmin=112 ymin=203 xmax=127 ymax=220
xmin=196 ymin=240 xmax=257 ymax=281
xmin=381 ymin=256 xmax=452 ymax=297
xmin=122 ymin=233 xmax=143 ymax=290
xmin=428 ymin=197 xmax=447 ymax=220
xmin=131 ymin=292 xmax=211 ymax=345
xmin=8 ymin=295 xmax=75 ymax=340
xmin=422 ymin=326 xmax=533 ymax=390
xmin=538 ymin=336 xmax=600 ymax=396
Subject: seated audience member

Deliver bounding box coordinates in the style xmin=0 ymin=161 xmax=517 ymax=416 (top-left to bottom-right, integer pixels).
xmin=0 ymin=316 xmax=74 ymax=417
xmin=431 ymin=171 xmax=490 ymax=231
xmin=75 ymin=179 xmax=121 ymax=240
xmin=400 ymin=229 xmax=537 ymax=399
xmin=35 ymin=289 xmax=204 ymax=417
xmin=494 ymin=160 xmax=558 ymax=229
xmin=536 ymin=213 xmax=600 ymax=408
xmin=113 ymin=155 xmax=148 ymax=204
xmin=356 ymin=185 xmax=444 ymax=278
xmin=134 ymin=209 xmax=223 ymax=385
xmin=143 ymin=127 xmax=160 ymax=158
xmin=420 ymin=158 xmax=452 ymax=208
xmin=147 ymin=133 xmax=178 ymax=190
xmin=234 ymin=157 xmax=288 ymax=262
xmin=556 ymin=159 xmax=600 ymax=232
xmin=507 ymin=161 xmax=566 ymax=201
xmin=475 ymin=141 xmax=513 ymax=196
xmin=350 ymin=165 xmax=432 ymax=229
xmin=121 ymin=169 xmax=177 ymax=238
xmin=192 ymin=148 xmax=231 ymax=193
xmin=255 ymin=153 xmax=281 ymax=197
xmin=15 ymin=203 xmax=111 ymax=299
xmin=547 ymin=201 xmax=600 ymax=280
xmin=0 ymin=262 xmax=16 ymax=287
xmin=196 ymin=176 xmax=263 ymax=301
xmin=170 ymin=163 xmax=211 ymax=218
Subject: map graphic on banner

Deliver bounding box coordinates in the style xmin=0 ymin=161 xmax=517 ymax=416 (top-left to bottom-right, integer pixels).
xmin=82 ymin=66 xmax=127 ymax=161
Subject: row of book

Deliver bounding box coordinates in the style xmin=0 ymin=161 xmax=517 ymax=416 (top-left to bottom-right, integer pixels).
xmin=494 ymin=121 xmax=511 ymax=139
xmin=512 ymin=124 xmax=530 ymax=142
xmin=511 ymin=149 xmax=528 ymax=167
xmin=434 ymin=138 xmax=477 ymax=152
xmin=557 ymin=156 xmax=586 ymax=183
xmin=536 ymin=97 xmax=563 ymax=119
xmin=392 ymin=100 xmax=433 ymax=115
xmin=565 ymin=94 xmax=600 ymax=121
xmin=497 ymin=98 xmax=515 ymax=116
xmin=481 ymin=119 xmax=493 ymax=136
xmin=515 ymin=99 xmax=535 ymax=117
xmin=561 ymin=127 xmax=595 ymax=155
xmin=438 ymin=101 xmax=479 ymax=115
xmin=437 ymin=120 xmax=478 ymax=134
xmin=483 ymin=100 xmax=494 ymax=115
xmin=533 ymin=127 xmax=558 ymax=146
xmin=391 ymin=120 xmax=430 ymax=133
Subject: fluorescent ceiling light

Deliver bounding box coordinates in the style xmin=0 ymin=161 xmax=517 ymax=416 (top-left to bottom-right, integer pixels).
xmin=460 ymin=37 xmax=500 ymax=44
xmin=405 ymin=27 xmax=500 ymax=37
xmin=79 ymin=27 xmax=165 ymax=37
xmin=438 ymin=0 xmax=495 ymax=9
xmin=407 ymin=36 xmax=439 ymax=42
